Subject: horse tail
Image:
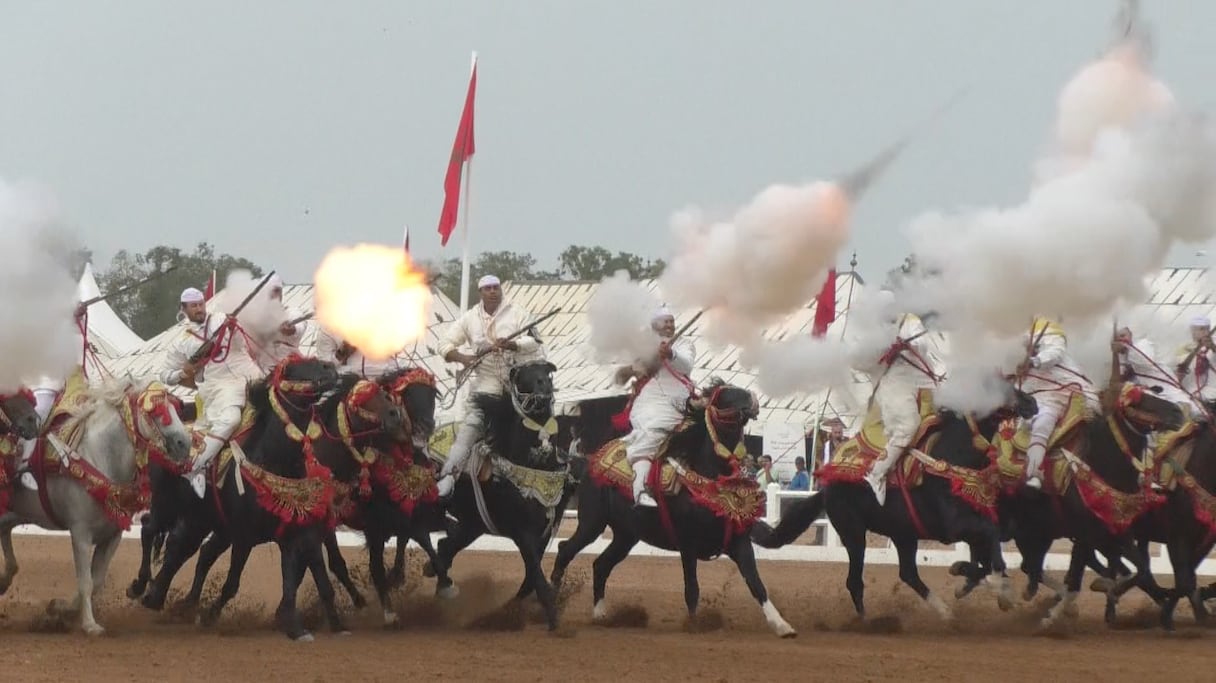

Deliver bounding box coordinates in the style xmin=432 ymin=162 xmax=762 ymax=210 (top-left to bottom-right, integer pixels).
xmin=750 ymin=491 xmax=825 ymax=549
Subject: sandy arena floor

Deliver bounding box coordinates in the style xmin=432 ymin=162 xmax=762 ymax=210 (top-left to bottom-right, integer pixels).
xmin=2 ymin=534 xmax=1215 ymax=682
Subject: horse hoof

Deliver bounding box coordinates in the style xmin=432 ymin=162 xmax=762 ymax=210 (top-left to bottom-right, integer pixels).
xmin=126 ymin=583 xmax=145 ymax=601
xmin=337 ymin=630 xmax=352 ymax=637
xmin=948 ymin=561 xmax=969 ymax=577
xmin=421 ymin=562 xmax=436 ymax=579
xmin=294 ymin=632 xmax=315 ymax=643
xmin=83 ymin=624 xmax=106 ymax=638
xmin=592 ymin=600 xmax=608 ymax=622
xmin=0 ymin=578 xmax=12 ymax=595
xmin=383 ymin=610 xmax=400 ymax=627
xmin=1090 ymin=577 xmax=1116 ymax=593
xmin=998 ymin=594 xmax=1014 ymax=612
xmin=437 ymin=584 xmax=460 ymax=600
xmin=954 ymin=583 xmax=975 ymax=600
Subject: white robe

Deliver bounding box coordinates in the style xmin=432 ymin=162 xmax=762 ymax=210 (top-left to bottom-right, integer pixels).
xmin=623 ymin=337 xmax=696 ymax=464
xmin=1175 ymin=340 xmax=1216 ymax=403
xmin=314 ymin=326 xmax=400 ymax=379
xmin=857 ymin=315 xmax=941 ymax=448
xmin=254 ymin=303 xmax=306 ymax=371
xmin=437 ymin=302 xmax=543 ymax=397
xmin=1121 ymin=338 xmax=1200 ymax=414
xmin=161 ymin=313 xmax=262 ymax=439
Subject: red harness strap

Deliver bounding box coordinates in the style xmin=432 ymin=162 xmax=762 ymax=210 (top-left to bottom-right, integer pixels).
xmin=895 ymin=464 xmax=929 ymax=538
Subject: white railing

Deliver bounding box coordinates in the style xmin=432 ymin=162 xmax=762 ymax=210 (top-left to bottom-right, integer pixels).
xmin=13 ymin=484 xmax=1216 ymax=576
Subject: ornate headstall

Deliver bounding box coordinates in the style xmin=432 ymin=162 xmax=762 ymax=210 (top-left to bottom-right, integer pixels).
xmin=121 ymin=382 xmax=180 ymax=473
xmin=1115 ymin=383 xmax=1176 ymax=433
xmin=382 ymin=367 xmax=438 ymax=436
xmin=703 ymin=386 xmax=751 ymax=463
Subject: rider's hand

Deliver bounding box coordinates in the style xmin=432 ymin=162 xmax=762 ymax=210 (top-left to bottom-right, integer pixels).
xmin=280 ymin=322 xmax=297 ymax=336
xmin=455 ymin=352 xmax=477 ymax=367
xmin=74 ymin=303 xmax=87 ymax=319
xmin=658 ymin=340 xmax=673 ymax=359
xmin=495 ymin=340 xmax=518 ymax=352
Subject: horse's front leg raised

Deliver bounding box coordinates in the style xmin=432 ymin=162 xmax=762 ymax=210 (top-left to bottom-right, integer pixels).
xmin=728 ymin=532 xmax=796 ymax=637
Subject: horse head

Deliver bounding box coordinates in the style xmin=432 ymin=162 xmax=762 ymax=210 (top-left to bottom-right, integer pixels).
xmin=130 ymin=382 xmax=192 ymax=467
xmin=684 ymin=379 xmax=758 ymax=475
xmin=508 ymin=360 xmax=557 ymax=421
xmin=1115 ymin=382 xmax=1186 ymax=433
xmin=379 ymin=367 xmax=439 ymax=453
xmin=0 ymin=388 xmax=39 ymax=440
xmin=318 ymin=373 xmax=408 ymax=448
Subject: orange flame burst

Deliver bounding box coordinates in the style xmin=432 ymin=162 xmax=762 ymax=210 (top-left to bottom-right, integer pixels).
xmin=314 ymin=244 xmax=432 ymax=361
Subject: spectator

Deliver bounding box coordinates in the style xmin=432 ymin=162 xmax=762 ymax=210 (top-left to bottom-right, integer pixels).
xmin=756 ymin=455 xmax=777 ymax=487
xmin=567 ymin=425 xmax=582 ymax=460
xmin=813 ymin=418 xmax=848 ymax=471
xmin=742 ymin=453 xmax=758 ymax=479
xmin=787 ymin=456 xmax=810 ymax=491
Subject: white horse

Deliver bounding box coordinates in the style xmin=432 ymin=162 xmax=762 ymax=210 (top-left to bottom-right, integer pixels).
xmin=0 ymin=378 xmax=191 ymax=635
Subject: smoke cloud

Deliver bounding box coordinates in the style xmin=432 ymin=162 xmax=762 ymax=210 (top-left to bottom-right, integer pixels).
xmin=585 ymin=270 xmax=662 ymax=364
xmin=0 ymin=179 xmax=85 ymax=393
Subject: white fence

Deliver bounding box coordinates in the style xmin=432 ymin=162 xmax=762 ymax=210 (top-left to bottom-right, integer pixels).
xmin=13 ymin=483 xmax=1216 ymax=577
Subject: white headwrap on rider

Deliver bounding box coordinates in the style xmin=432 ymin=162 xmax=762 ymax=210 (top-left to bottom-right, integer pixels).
xmin=180 ymin=287 xmax=205 ymax=304
xmin=1191 ymin=315 xmax=1211 ymax=328
xmin=652 ymin=305 xmax=674 ymax=324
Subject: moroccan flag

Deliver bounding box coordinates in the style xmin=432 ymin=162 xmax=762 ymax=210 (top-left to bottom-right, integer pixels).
xmin=203 ymin=269 xmax=217 ymax=301
xmin=811 ymin=268 xmax=837 ymax=337
xmin=437 ymin=57 xmax=478 ymax=246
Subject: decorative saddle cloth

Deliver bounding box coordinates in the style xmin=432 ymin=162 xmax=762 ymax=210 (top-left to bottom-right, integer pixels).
xmin=990 ymin=391 xmax=1092 ymax=494
xmin=427 ymin=422 xmax=570 ymax=508
xmin=586 ymin=422 xmax=766 ymax=534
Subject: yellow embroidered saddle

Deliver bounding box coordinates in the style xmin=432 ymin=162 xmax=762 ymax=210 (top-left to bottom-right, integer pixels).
xmin=817 ymin=387 xmax=941 ymax=484
xmin=991 ymin=391 xmax=1091 ymax=493
xmin=188 ymin=402 xmax=259 ymax=469
xmin=854 ymin=388 xmax=940 ymax=454
xmin=427 ymin=421 xmax=570 ymax=507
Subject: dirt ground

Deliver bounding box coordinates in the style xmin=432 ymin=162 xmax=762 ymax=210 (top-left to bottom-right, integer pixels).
xmin=2 ymin=535 xmax=1215 ymax=682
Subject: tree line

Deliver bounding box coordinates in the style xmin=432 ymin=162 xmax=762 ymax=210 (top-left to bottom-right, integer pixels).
xmin=87 ymin=242 xmax=663 ymax=338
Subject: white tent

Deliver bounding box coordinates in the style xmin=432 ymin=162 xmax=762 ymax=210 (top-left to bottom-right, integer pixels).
xmin=77 ymin=263 xmax=145 ymax=357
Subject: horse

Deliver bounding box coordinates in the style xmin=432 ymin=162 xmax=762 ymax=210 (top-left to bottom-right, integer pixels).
xmin=0 ymin=376 xmax=191 ymax=635
xmin=750 ymin=385 xmax=1038 ymax=624
xmin=141 ymin=358 xmax=406 ymax=640
xmin=422 ymin=360 xmax=573 ymax=631
xmin=550 ymin=380 xmax=797 ymax=637
xmin=952 ymin=383 xmax=1185 ymax=629
xmin=127 ymin=356 xmax=343 ymax=604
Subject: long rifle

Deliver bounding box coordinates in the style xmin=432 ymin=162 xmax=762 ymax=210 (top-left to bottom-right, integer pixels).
xmin=78 ymin=266 xmax=180 ymax=309
xmin=453 ymin=307 xmax=562 ymax=385
xmin=187 ymin=271 xmax=277 ymax=365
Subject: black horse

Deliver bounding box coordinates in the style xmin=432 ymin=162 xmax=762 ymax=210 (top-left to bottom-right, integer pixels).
xmin=953 ymin=384 xmax=1185 ymax=629
xmin=0 ymin=390 xmax=40 ymax=441
xmin=549 ymin=381 xmax=797 ymax=637
xmin=422 ymin=360 xmax=573 ymax=630
xmin=752 ymin=386 xmax=1037 ymax=623
xmin=140 ymin=358 xmax=405 ymax=640
xmin=307 ymin=366 xmax=454 ymax=627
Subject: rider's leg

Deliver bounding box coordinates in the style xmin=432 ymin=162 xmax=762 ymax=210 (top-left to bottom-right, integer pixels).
xmin=868 ymin=389 xmax=918 ymax=506
xmin=187 ymin=387 xmax=243 ymax=497
xmin=626 ymin=429 xmax=665 ymax=506
xmin=436 ymin=403 xmax=484 ymax=498
xmin=1024 ymin=398 xmax=1062 ymax=489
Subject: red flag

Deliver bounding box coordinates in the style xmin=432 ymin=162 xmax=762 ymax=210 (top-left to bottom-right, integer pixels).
xmin=811 ymin=268 xmax=837 ymax=337
xmin=437 ymin=58 xmax=477 ymax=246
xmin=204 ymin=270 xmax=216 ymax=301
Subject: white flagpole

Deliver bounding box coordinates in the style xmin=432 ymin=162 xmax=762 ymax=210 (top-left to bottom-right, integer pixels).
xmin=458 ymin=51 xmax=478 ymax=312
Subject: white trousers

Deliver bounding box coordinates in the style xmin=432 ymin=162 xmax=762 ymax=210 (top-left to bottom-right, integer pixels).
xmin=440 ymin=402 xmax=486 ymax=478
xmin=1025 ymin=394 xmax=1066 ymax=478
xmin=197 ymin=381 xmax=246 ymax=440
xmin=870 ymin=389 xmax=921 ymax=482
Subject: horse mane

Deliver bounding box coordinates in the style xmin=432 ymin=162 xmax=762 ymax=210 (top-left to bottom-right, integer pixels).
xmin=58 ymin=376 xmax=157 ymax=434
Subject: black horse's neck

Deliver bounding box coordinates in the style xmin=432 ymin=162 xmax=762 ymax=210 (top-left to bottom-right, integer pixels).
xmin=932 ymin=411 xmax=1006 ymax=469
xmin=1083 ymin=414 xmax=1147 ymax=492
xmin=475 ymin=393 xmax=560 ymax=470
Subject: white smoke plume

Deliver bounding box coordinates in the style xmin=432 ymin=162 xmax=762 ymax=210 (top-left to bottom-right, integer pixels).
xmin=585 ymin=270 xmax=662 ymax=364
xmin=210 ymin=269 xmax=288 ymax=344
xmin=660 ymin=181 xmax=850 ymax=349
xmin=897 ymin=12 xmax=1216 ymax=405
xmin=0 ymin=179 xmax=84 ymax=393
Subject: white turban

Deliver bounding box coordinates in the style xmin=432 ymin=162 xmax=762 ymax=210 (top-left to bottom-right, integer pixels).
xmin=1192 ymin=316 xmax=1211 ymax=328
xmin=268 ymin=273 xmax=284 ymax=290
xmin=652 ymin=306 xmax=674 ymax=323
xmin=478 ymin=274 xmax=501 ymax=289
xmin=180 ymin=287 xmax=205 ymax=304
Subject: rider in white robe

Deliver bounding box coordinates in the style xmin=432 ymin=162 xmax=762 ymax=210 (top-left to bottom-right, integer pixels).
xmin=434 ymin=275 xmax=544 ymax=498
xmin=621 ymin=307 xmax=696 ymax=507
xmin=18 ymin=302 xmax=88 ymax=490
xmin=1013 ymin=317 xmax=1099 ymax=490
xmin=1175 ymin=316 xmax=1216 ymax=406
xmin=160 ymin=287 xmax=265 ymax=497
xmin=253 ymin=273 xmax=305 ymax=371
xmin=1116 ymin=327 xmax=1201 ymax=416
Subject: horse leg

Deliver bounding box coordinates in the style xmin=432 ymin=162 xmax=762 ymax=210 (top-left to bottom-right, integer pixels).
xmin=303 ymin=536 xmax=348 ymax=635
xmin=0 ymin=516 xmax=19 ymax=595
xmin=893 ymin=535 xmax=952 ymax=622
xmin=67 ymin=529 xmax=104 ymax=636
xmin=841 ymin=522 xmax=868 ymax=619
xmin=185 ymin=531 xmax=232 ymax=607
xmin=89 ymin=530 xmax=123 ymax=601
xmin=141 ymin=521 xmax=211 ymax=611
xmin=387 ymin=537 xmax=408 ymax=588
xmin=678 ymin=549 xmax=700 ymax=620
xmin=984 ymin=528 xmax=1015 ymax=612
xmin=127 ymin=516 xmax=159 ymax=600
xmin=551 ymin=486 xmax=608 ymax=587
xmin=950 ymin=543 xmax=985 ymax=600
xmin=322 ymin=531 xmax=367 ymax=609
xmin=365 ymin=531 xmax=399 ymax=627
xmin=428 ymin=519 xmax=482 ymax=578
xmin=727 ymin=533 xmax=796 ymax=638
xmin=514 ymin=531 xmax=559 ymax=630
xmin=1041 ymin=541 xmax=1087 ymax=628
xmin=271 ymin=539 xmax=313 ymax=641
xmin=411 ymin=528 xmax=458 ymax=599
xmin=197 ymin=543 xmax=252 ymax=630
xmin=590 ymin=532 xmax=639 ymax=622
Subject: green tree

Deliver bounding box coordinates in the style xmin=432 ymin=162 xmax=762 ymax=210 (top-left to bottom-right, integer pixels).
xmin=557 ymin=245 xmax=664 ymax=281
xmin=97 ymin=242 xmax=262 ymax=337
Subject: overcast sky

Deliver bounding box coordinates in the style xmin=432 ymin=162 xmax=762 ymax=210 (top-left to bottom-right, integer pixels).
xmin=3 ymin=1 xmax=1214 ymax=284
